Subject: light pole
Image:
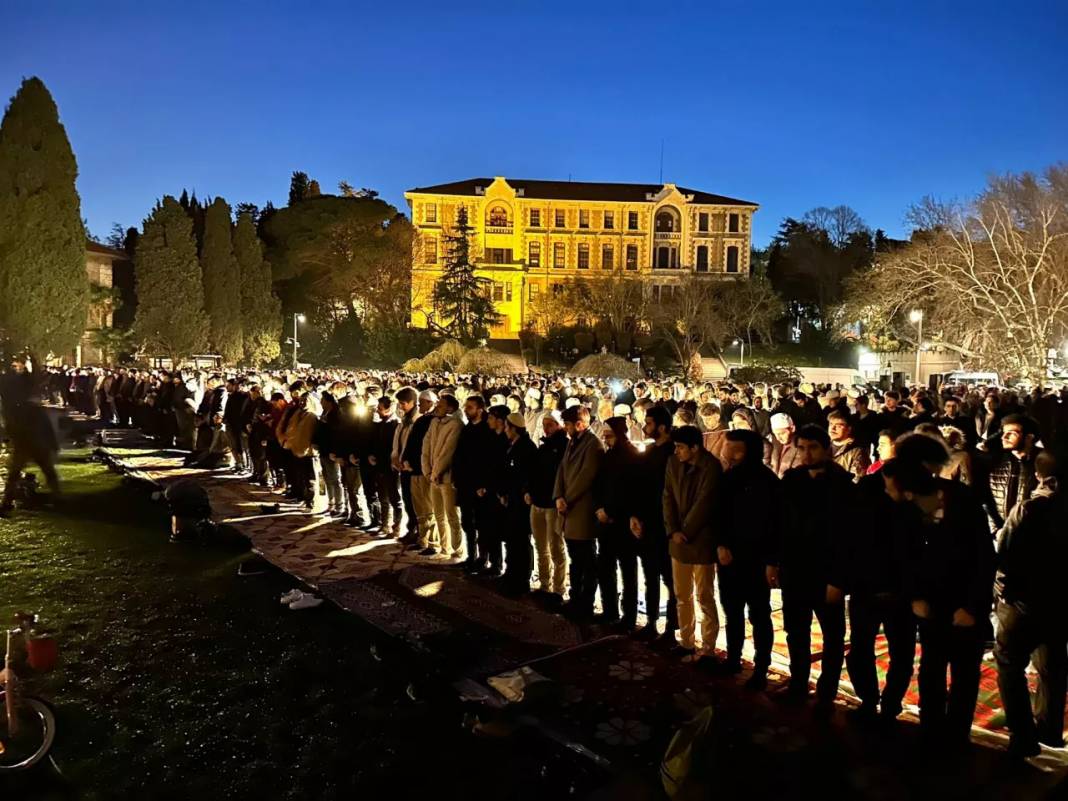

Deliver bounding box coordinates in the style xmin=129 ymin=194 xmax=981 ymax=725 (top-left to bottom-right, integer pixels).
xmin=909 ymin=309 xmax=923 ymax=385
xmin=732 ymin=338 xmax=745 ymax=367
xmin=292 ymin=313 xmax=305 ymax=370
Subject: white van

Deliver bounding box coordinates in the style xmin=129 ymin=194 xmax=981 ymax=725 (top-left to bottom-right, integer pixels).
xmin=795 ymin=367 xmax=866 ymax=387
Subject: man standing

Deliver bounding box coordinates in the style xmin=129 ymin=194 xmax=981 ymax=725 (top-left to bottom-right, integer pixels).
xmin=554 ymin=405 xmax=604 ymax=621
xmin=528 ymin=411 xmax=569 ymax=604
xmin=767 ymin=413 xmax=802 ymax=478
xmin=828 ymin=409 xmax=870 ymax=482
xmin=778 ymin=425 xmax=853 ymax=703
xmin=453 ymin=396 xmax=499 ymax=573
xmin=884 ymin=452 xmax=995 ymax=749
xmin=499 ymin=412 xmax=538 ymax=596
xmin=717 ymin=429 xmax=779 ymax=686
xmin=1 ymin=358 xmax=60 ymax=514
xmin=629 ymin=406 xmax=679 ymax=646
xmin=402 ymin=390 xmax=438 ymax=553
xmin=370 ymin=396 xmax=402 ymax=537
xmin=392 ymin=387 xmax=420 ymax=544
xmin=994 ymin=452 xmax=1066 ymax=759
xmin=422 ymin=394 xmax=464 ymax=560
xmin=664 ymin=425 xmax=722 ymax=661
xmin=985 ymin=413 xmax=1042 ymax=532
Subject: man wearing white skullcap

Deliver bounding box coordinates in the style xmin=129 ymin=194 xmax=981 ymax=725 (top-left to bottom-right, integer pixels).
xmin=768 ymin=412 xmax=801 ymax=478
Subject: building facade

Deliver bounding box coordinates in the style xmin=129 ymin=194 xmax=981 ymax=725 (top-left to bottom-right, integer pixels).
xmin=73 ymin=241 xmax=126 ymax=366
xmin=405 ymin=177 xmax=758 ymax=340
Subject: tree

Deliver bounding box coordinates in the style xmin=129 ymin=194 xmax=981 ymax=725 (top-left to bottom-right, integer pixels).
xmin=133 ymin=196 xmax=208 ymax=365
xmin=575 ymin=273 xmax=649 ymax=353
xmin=106 ymin=222 xmax=127 ymax=251
xmin=234 ymin=211 xmax=281 ymax=366
xmin=431 ymin=207 xmax=501 ymax=344
xmin=0 ymin=77 xmax=89 ymax=367
xmin=200 ymin=197 xmax=243 ymax=362
xmin=836 ymin=165 xmax=1068 ymax=384
xmin=339 ymin=180 xmax=379 ymax=199
xmin=650 ymin=277 xmax=728 ymax=376
xmin=234 ymin=202 xmax=259 ymax=223
xmin=767 ymin=207 xmax=872 ymax=336
xmin=288 ymin=171 xmax=310 ymax=206
xmin=714 ymin=269 xmax=785 ymax=351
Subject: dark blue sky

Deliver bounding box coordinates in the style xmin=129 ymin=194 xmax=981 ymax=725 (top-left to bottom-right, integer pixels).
xmin=3 ymin=1 xmax=1066 ymax=246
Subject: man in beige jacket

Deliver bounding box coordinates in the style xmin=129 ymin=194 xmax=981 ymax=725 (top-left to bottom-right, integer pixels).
xmin=421 ymin=394 xmax=464 ymax=560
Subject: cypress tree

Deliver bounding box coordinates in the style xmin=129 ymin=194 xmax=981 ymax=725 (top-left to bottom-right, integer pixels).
xmin=200 ymin=197 xmax=243 ymax=363
xmin=288 ymin=171 xmax=309 ymax=206
xmin=0 ymin=77 xmax=89 ymax=365
xmin=431 ymin=206 xmax=501 ymax=344
xmin=234 ymin=212 xmax=281 ymax=365
xmin=133 ymin=196 xmax=208 ymax=366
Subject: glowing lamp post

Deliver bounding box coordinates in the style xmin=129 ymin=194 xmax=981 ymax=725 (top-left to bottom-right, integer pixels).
xmin=909 ymin=309 xmax=923 ymax=385
xmin=292 ymin=313 xmax=305 ymax=370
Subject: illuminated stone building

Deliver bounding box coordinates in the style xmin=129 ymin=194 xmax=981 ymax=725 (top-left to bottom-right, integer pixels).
xmin=406 ymin=177 xmax=757 ymax=339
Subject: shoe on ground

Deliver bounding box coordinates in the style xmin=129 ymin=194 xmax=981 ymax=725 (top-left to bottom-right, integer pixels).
xmin=671 ymin=644 xmax=697 ymax=660
xmin=405 ymin=542 xmax=424 ymax=552
xmin=611 ymin=619 xmax=637 ymax=634
xmin=631 ymin=624 xmax=658 ymax=642
xmin=784 ymin=681 xmax=810 ymax=701
xmin=651 ymin=631 xmax=678 ymax=651
xmin=695 ymin=654 xmax=724 ymax=673
xmin=280 ymin=589 xmax=304 ymax=605
xmin=716 ymin=659 xmax=743 ymax=676
xmin=288 ymin=594 xmax=324 ymax=610
xmin=744 ymin=673 xmax=769 ymax=691
xmin=849 ymin=703 xmax=879 ymax=724
xmin=419 ymin=547 xmax=438 ymax=556
xmin=237 ymin=559 xmax=268 ymax=577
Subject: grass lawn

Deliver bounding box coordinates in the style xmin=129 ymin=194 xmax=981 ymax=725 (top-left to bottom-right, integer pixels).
xmin=0 ymin=450 xmax=571 ymax=800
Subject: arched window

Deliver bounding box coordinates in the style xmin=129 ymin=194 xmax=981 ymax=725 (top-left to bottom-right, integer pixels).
xmin=487 ymin=205 xmax=509 ymax=227
xmin=655 ymin=208 xmax=680 ymax=232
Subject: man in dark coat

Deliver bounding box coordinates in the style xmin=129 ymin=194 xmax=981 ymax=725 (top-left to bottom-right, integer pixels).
xmin=594 ymin=417 xmax=639 ymax=627
xmin=885 ymin=451 xmax=995 ymax=748
xmin=629 ymin=405 xmax=679 ymax=646
xmin=554 ymin=404 xmax=605 ymax=620
xmin=717 ymin=429 xmax=781 ymax=688
xmin=994 ymin=451 xmax=1067 ymax=758
xmin=453 ymin=395 xmax=499 ymax=574
xmin=777 ymin=424 xmax=854 ymax=703
xmin=1 ymin=358 xmax=60 ymax=513
xmin=498 ymin=412 xmax=538 ymax=595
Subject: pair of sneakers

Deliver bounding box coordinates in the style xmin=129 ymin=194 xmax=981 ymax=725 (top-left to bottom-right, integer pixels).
xmin=279 ymin=589 xmax=323 ymax=610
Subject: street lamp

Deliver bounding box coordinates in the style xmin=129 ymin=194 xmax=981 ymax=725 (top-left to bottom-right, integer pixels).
xmin=292 ymin=313 xmax=305 ymax=369
xmin=732 ymin=338 xmax=745 ymax=367
xmin=909 ymin=309 xmax=923 ymax=385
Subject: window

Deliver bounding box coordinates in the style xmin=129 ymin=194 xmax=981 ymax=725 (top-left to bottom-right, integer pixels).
xmin=628 ymin=211 xmax=639 ymax=230
xmin=603 ymin=210 xmax=614 ymax=229
xmin=625 ymin=244 xmax=638 ymax=270
xmin=424 ymin=236 xmax=437 ymax=264
xmin=728 ymin=213 xmax=740 ymax=233
xmin=698 ymin=212 xmax=708 ymax=232
xmin=579 ymin=209 xmax=589 ymax=228
xmin=486 ymin=248 xmax=513 ymax=264
xmin=726 ymin=245 xmax=740 ymax=273
xmin=553 ymin=242 xmax=565 ymax=268
xmin=696 ymin=245 xmax=708 ymax=272
xmin=655 ymin=210 xmax=678 ymax=232
xmin=552 ymin=282 xmax=566 ymax=296
xmin=577 ymin=243 xmax=589 ymax=269
xmin=492 ymin=283 xmax=504 ymax=301
xmin=555 ymin=209 xmax=566 ymax=228
xmin=529 ymin=209 xmax=541 ymax=227
xmin=601 ymin=245 xmax=614 ymax=270
xmin=528 ymin=242 xmax=541 ymax=267
xmin=657 ymin=247 xmax=669 ymax=269
xmin=425 ymin=203 xmax=437 ymax=224
xmin=488 ymin=206 xmax=509 ymax=227
xmin=505 ymin=283 xmax=513 ymax=302
xmin=529 ymin=283 xmax=540 ymax=301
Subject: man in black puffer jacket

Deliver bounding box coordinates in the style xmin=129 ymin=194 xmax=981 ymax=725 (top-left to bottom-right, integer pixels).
xmin=985 ymin=413 xmax=1042 ymax=532
xmin=716 ymin=429 xmax=782 ymax=689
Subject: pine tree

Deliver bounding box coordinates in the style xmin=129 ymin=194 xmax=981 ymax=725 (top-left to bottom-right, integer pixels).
xmin=0 ymin=77 xmax=89 ymax=365
xmin=133 ymin=196 xmax=208 ymax=365
xmin=431 ymin=207 xmax=501 ymax=344
xmin=234 ymin=211 xmax=281 ymax=365
xmin=200 ymin=197 xmax=243 ymax=363
xmin=288 ymin=171 xmax=310 ymax=206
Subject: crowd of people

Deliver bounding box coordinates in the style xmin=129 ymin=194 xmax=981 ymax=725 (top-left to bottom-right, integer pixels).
xmin=19 ymin=363 xmax=1068 ymax=758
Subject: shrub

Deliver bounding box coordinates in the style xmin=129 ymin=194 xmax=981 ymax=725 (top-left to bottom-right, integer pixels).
xmin=730 ymin=362 xmax=803 ymax=385
xmin=571 ymin=352 xmax=643 ymax=380
xmin=457 ymin=347 xmax=518 ymax=376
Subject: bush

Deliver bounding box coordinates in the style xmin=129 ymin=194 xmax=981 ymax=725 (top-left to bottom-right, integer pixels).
xmin=730 ymin=362 xmax=803 ymax=385
xmin=400 ymin=357 xmax=426 ymax=372
xmin=420 ymin=338 xmax=466 ymax=371
xmin=457 ymin=347 xmax=519 ymax=376
xmin=570 ymin=352 xmax=643 ymax=380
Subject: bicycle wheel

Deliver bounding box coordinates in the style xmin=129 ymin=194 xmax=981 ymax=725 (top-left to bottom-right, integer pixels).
xmin=0 ymin=691 xmax=57 ymax=771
